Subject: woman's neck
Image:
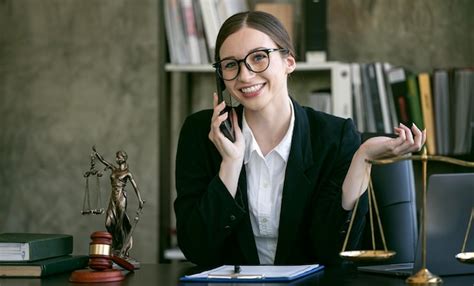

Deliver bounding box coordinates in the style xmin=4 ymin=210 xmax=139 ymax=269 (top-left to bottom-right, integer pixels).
xmin=245 ymin=97 xmax=292 ymax=156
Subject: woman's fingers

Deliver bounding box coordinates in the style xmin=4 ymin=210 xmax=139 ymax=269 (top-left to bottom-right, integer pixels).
xmin=411 ymin=123 xmax=424 ymax=151
xmin=392 ymin=123 xmax=422 ymax=155
xmin=400 ymin=123 xmax=414 ymax=144
xmin=210 ymin=93 xmax=228 ymax=143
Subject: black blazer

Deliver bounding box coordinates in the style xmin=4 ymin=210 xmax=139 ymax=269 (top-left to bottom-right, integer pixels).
xmin=174 ymin=99 xmax=363 ymax=267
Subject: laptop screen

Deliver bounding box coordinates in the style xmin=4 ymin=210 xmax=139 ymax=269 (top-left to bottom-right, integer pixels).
xmin=414 ymin=172 xmax=474 ymax=275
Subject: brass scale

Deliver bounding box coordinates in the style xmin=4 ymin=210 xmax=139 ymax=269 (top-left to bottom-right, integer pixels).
xmin=340 ymin=147 xmax=474 ymax=284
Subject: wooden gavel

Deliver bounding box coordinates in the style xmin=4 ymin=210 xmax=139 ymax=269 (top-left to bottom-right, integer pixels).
xmin=69 ymin=231 xmax=134 ymax=283
xmin=89 ymin=231 xmax=114 ymax=270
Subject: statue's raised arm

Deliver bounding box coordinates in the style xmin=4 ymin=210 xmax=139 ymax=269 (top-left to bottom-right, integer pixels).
xmin=92 ymin=145 xmax=114 ymax=170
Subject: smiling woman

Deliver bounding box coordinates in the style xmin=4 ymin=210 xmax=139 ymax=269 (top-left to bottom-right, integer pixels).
xmin=174 ymin=11 xmax=426 ymax=267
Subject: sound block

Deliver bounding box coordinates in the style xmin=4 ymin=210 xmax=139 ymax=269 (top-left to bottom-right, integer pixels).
xmin=69 ymin=268 xmax=125 ymax=283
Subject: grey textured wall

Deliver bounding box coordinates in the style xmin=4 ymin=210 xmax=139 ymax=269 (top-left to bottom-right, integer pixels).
xmin=0 ymin=0 xmax=159 ymax=262
xmin=329 ymin=0 xmax=474 ymax=72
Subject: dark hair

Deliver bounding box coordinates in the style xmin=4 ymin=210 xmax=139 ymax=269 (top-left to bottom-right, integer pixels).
xmin=214 ymin=11 xmax=295 ymax=62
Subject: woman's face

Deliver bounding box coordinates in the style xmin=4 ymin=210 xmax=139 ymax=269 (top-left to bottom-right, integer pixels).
xmin=219 ymin=27 xmax=295 ymax=112
xmin=116 ymin=153 xmax=125 ymax=164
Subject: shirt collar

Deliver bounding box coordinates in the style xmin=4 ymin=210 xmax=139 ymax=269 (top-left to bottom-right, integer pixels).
xmin=242 ymin=99 xmax=295 ymax=164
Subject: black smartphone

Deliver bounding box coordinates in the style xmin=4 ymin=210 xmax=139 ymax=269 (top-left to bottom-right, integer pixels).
xmin=215 ymin=70 xmax=235 ymax=142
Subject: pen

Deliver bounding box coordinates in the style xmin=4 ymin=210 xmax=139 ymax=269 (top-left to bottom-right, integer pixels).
xmin=234 ymin=265 xmax=241 ymax=274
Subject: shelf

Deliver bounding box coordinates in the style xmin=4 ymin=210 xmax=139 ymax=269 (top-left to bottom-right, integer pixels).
xmin=165 ymin=61 xmax=349 ymax=73
xmin=164 ymin=61 xmax=352 ymax=119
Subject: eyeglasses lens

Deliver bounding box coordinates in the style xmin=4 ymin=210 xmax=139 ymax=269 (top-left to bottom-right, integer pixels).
xmin=219 ymin=50 xmax=270 ymax=80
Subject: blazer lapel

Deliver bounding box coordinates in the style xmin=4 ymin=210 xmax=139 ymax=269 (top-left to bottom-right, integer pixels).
xmin=235 ymin=167 xmax=260 ymax=264
xmin=234 ymin=106 xmax=260 ymax=264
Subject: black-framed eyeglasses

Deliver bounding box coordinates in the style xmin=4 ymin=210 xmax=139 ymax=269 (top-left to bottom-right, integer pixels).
xmin=212 ymin=48 xmax=289 ymax=81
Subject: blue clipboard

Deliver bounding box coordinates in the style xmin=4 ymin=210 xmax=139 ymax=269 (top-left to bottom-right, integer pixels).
xmin=180 ymin=264 xmax=325 ymax=283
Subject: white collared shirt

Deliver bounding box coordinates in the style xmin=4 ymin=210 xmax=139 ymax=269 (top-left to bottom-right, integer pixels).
xmin=241 ymin=99 xmax=295 ymax=264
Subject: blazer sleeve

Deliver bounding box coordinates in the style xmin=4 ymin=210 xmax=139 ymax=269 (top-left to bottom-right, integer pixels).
xmin=174 ymin=111 xmax=246 ymax=266
xmin=309 ymin=118 xmax=364 ymax=265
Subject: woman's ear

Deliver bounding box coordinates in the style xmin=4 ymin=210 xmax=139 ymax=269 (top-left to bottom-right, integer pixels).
xmin=285 ymin=55 xmax=296 ymax=74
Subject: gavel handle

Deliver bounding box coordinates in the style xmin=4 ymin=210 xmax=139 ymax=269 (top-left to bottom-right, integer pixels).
xmin=111 ymin=255 xmax=135 ymax=272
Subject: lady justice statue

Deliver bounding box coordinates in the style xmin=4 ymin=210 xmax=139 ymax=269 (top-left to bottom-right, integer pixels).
xmin=91 ymin=146 xmax=145 ymax=260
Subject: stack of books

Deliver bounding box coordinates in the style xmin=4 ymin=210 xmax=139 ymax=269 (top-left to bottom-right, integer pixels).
xmin=0 ymin=233 xmax=88 ymax=277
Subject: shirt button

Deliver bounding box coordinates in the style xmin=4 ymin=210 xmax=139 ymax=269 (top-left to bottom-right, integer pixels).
xmin=262 ymin=218 xmax=268 ymax=223
xmin=230 ymin=215 xmax=236 ymax=221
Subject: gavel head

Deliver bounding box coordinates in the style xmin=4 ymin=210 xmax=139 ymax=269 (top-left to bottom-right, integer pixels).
xmin=88 ymin=231 xmax=113 ymax=271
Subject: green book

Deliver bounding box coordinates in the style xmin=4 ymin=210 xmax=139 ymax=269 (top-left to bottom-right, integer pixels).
xmin=0 ymin=255 xmax=88 ymax=277
xmin=0 ymin=233 xmax=73 ymax=262
xmin=406 ymin=74 xmax=424 ymax=129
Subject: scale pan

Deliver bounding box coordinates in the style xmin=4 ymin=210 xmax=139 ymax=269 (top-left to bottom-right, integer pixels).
xmin=455 ymin=252 xmax=474 ymax=264
xmin=340 ymin=250 xmax=396 ymax=262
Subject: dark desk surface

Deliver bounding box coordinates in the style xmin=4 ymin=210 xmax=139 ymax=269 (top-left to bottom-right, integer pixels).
xmin=0 ymin=263 xmax=472 ymax=285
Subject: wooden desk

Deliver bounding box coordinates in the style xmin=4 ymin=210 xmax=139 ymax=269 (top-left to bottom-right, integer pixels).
xmin=0 ymin=263 xmax=472 ymax=285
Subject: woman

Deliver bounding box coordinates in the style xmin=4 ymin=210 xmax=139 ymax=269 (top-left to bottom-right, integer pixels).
xmin=93 ymin=147 xmax=145 ymax=257
xmin=174 ymin=11 xmax=425 ymax=266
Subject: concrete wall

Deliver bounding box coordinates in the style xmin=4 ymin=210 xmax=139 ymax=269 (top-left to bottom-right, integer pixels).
xmin=329 ymin=0 xmax=474 ymax=72
xmin=0 ymin=0 xmax=472 ymax=263
xmin=0 ymin=0 xmax=159 ymax=262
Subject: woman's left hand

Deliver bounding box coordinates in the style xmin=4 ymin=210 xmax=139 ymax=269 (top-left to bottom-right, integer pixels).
xmin=360 ymin=123 xmax=427 ymax=160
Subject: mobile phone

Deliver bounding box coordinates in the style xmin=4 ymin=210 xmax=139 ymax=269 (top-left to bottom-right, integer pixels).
xmin=215 ymin=70 xmax=235 ymax=142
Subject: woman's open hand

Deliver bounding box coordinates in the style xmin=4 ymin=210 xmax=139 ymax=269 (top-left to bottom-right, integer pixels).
xmin=360 ymin=123 xmax=427 ymax=160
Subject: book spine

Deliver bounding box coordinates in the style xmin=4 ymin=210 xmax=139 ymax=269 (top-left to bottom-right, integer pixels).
xmin=418 ymin=73 xmax=437 ymax=155
xmin=383 ymin=63 xmax=399 ymax=129
xmin=433 ymin=70 xmax=450 ymax=155
xmin=180 ymin=0 xmax=201 ymax=64
xmin=375 ymin=62 xmax=392 ymax=133
xmin=387 ymin=67 xmax=411 ymax=127
xmin=360 ymin=63 xmax=376 ymax=132
xmin=41 ymin=256 xmax=88 ymax=277
xmin=29 ymin=236 xmax=73 ymax=261
xmin=302 ymin=0 xmax=327 ymax=62
xmin=351 ymin=63 xmax=365 ymax=131
xmin=453 ymin=69 xmax=474 ymax=155
xmin=406 ymin=75 xmax=424 ymax=129
xmin=366 ymin=63 xmax=385 ymax=133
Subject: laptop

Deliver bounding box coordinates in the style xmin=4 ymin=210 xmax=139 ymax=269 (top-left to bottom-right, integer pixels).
xmin=358 ymin=173 xmax=474 ymax=276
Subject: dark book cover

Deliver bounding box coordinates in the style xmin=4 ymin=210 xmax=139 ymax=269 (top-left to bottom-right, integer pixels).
xmin=360 ymin=63 xmax=376 ymax=132
xmin=0 ymin=255 xmax=88 ymax=277
xmin=364 ymin=63 xmax=385 ymax=133
xmin=387 ymin=67 xmax=412 ymax=126
xmin=0 ymin=233 xmax=73 ymax=262
xmin=301 ymin=0 xmax=327 ymax=60
xmin=433 ymin=69 xmax=451 ymax=155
